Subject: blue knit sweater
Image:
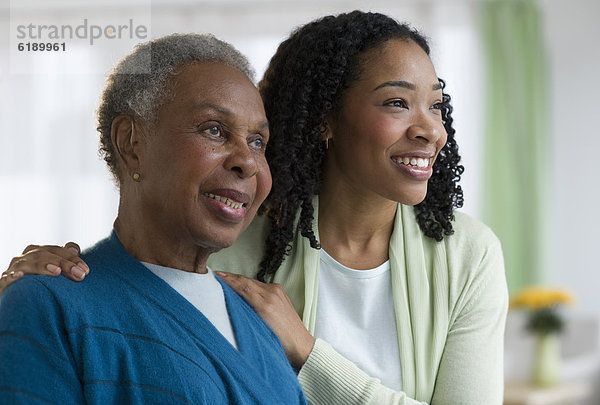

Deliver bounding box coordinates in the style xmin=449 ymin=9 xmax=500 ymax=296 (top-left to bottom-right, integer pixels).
xmin=0 ymin=233 xmax=307 ymax=404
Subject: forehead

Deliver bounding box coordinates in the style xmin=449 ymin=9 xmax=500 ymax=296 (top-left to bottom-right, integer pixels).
xmin=164 ymin=61 xmax=263 ymax=112
xmin=357 ymin=39 xmax=438 ymax=84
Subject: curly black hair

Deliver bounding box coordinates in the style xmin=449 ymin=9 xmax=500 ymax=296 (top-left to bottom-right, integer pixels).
xmin=257 ymin=10 xmax=464 ymax=282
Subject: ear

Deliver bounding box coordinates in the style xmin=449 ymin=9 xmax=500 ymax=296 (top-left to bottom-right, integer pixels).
xmin=111 ymin=115 xmax=144 ymax=180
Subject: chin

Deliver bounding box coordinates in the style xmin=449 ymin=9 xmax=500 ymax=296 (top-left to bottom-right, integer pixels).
xmin=210 ymin=235 xmax=239 ymax=250
xmin=403 ymin=199 xmax=426 ymax=207
xmin=195 ymin=230 xmax=242 ymax=252
xmin=393 ymin=188 xmax=428 ymax=206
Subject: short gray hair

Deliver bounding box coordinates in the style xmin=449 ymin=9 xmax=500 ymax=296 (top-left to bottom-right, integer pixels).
xmin=97 ymin=33 xmax=255 ymax=184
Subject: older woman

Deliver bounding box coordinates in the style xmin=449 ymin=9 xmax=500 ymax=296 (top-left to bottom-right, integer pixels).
xmin=0 ymin=34 xmax=306 ymax=404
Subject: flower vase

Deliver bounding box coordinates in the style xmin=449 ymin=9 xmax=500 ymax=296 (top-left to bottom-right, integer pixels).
xmin=532 ymin=332 xmax=560 ymax=387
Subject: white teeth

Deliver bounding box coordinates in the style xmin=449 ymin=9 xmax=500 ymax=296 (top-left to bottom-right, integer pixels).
xmin=204 ymin=193 xmax=243 ymax=209
xmin=396 ymin=157 xmax=430 ymax=169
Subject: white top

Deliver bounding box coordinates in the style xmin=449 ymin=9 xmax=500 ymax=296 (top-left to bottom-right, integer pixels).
xmin=143 ymin=263 xmax=238 ymax=349
xmin=313 ymin=249 xmax=402 ymax=390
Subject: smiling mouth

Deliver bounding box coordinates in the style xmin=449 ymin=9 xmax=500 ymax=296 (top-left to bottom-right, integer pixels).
xmin=203 ymin=193 xmax=246 ymax=209
xmin=392 ymin=156 xmax=433 ymax=169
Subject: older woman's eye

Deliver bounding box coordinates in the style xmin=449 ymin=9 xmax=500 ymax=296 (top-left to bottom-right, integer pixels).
xmin=249 ymin=137 xmax=265 ymax=150
xmin=204 ymin=126 xmax=221 ymax=137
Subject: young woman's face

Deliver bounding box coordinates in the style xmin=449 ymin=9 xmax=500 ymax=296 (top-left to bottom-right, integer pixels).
xmin=326 ymin=39 xmax=447 ymax=206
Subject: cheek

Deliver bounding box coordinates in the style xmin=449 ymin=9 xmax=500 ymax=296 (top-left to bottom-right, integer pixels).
xmin=180 ymin=144 xmax=223 ymax=174
xmin=370 ymin=116 xmax=406 ymax=144
xmin=437 ymin=124 xmax=449 ymax=148
xmin=256 ymin=162 xmax=272 ymax=202
xmin=338 ymin=112 xmax=399 ymax=149
xmin=346 ymin=117 xmax=406 ymax=159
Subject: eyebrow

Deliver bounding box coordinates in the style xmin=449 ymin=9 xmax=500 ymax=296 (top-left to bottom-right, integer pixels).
xmin=257 ymin=121 xmax=270 ymax=132
xmin=373 ymin=81 xmax=443 ymax=91
xmin=192 ymin=102 xmax=232 ymax=115
xmin=193 ymin=102 xmax=269 ymax=131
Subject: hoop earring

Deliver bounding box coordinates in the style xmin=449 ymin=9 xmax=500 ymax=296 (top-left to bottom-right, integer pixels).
xmin=132 ymin=172 xmax=141 ymax=181
xmin=325 ymin=138 xmax=329 ymax=150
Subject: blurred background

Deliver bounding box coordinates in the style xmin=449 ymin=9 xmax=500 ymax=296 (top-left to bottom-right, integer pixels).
xmin=1 ymin=0 xmax=599 ymax=403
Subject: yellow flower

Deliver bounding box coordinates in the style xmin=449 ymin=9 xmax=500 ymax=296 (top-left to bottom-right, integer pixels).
xmin=509 ymin=286 xmax=574 ymax=311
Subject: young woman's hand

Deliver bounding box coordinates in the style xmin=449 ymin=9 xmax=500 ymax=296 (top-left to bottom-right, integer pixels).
xmin=0 ymin=243 xmax=89 ymax=295
xmin=216 ymin=271 xmax=315 ymax=369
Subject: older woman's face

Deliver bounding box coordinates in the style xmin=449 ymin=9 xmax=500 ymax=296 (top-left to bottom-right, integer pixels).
xmin=137 ymin=62 xmax=271 ymax=250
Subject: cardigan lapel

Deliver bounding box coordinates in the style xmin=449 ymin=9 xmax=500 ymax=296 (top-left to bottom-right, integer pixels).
xmin=299 ymin=196 xmax=321 ymax=332
xmin=389 ymin=205 xmax=450 ymax=400
xmin=101 ymin=232 xmax=264 ymax=373
xmin=271 ymin=196 xmax=321 ymax=329
xmin=388 ymin=204 xmax=419 ymax=397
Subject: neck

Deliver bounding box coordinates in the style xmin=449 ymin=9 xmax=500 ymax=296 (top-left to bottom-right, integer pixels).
xmin=114 ymin=199 xmax=211 ymax=274
xmin=318 ymin=170 xmax=397 ymax=270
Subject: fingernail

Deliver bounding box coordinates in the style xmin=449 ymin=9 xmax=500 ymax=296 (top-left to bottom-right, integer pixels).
xmin=68 ymin=246 xmax=79 ymax=255
xmin=46 ymin=263 xmax=61 ymax=275
xmin=215 ymin=271 xmax=226 ymax=278
xmin=78 ymin=261 xmax=89 ymax=272
xmin=72 ymin=265 xmax=86 ymax=280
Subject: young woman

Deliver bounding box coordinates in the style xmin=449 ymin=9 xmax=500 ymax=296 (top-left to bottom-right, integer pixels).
xmin=2 ymin=11 xmax=507 ymax=405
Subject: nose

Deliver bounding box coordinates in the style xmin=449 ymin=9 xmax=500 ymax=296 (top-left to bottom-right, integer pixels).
xmin=224 ymin=137 xmax=258 ymax=179
xmin=406 ymin=111 xmax=444 ymax=144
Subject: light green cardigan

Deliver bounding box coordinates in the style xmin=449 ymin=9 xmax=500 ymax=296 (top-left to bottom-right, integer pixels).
xmin=208 ymin=198 xmax=508 ymax=405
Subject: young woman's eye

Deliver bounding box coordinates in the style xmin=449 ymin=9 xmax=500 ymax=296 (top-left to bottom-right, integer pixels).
xmin=386 ymin=99 xmax=407 ymax=108
xmin=431 ymin=102 xmax=443 ymax=111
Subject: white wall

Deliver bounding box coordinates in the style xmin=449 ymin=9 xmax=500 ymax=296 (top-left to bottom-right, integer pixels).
xmin=541 ymin=0 xmax=600 ymax=317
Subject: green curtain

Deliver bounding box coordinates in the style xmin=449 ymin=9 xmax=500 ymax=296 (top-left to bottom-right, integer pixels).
xmin=480 ymin=0 xmax=549 ymax=293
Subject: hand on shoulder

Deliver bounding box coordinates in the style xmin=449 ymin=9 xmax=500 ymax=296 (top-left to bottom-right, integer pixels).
xmin=0 ymin=242 xmax=89 ymax=296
